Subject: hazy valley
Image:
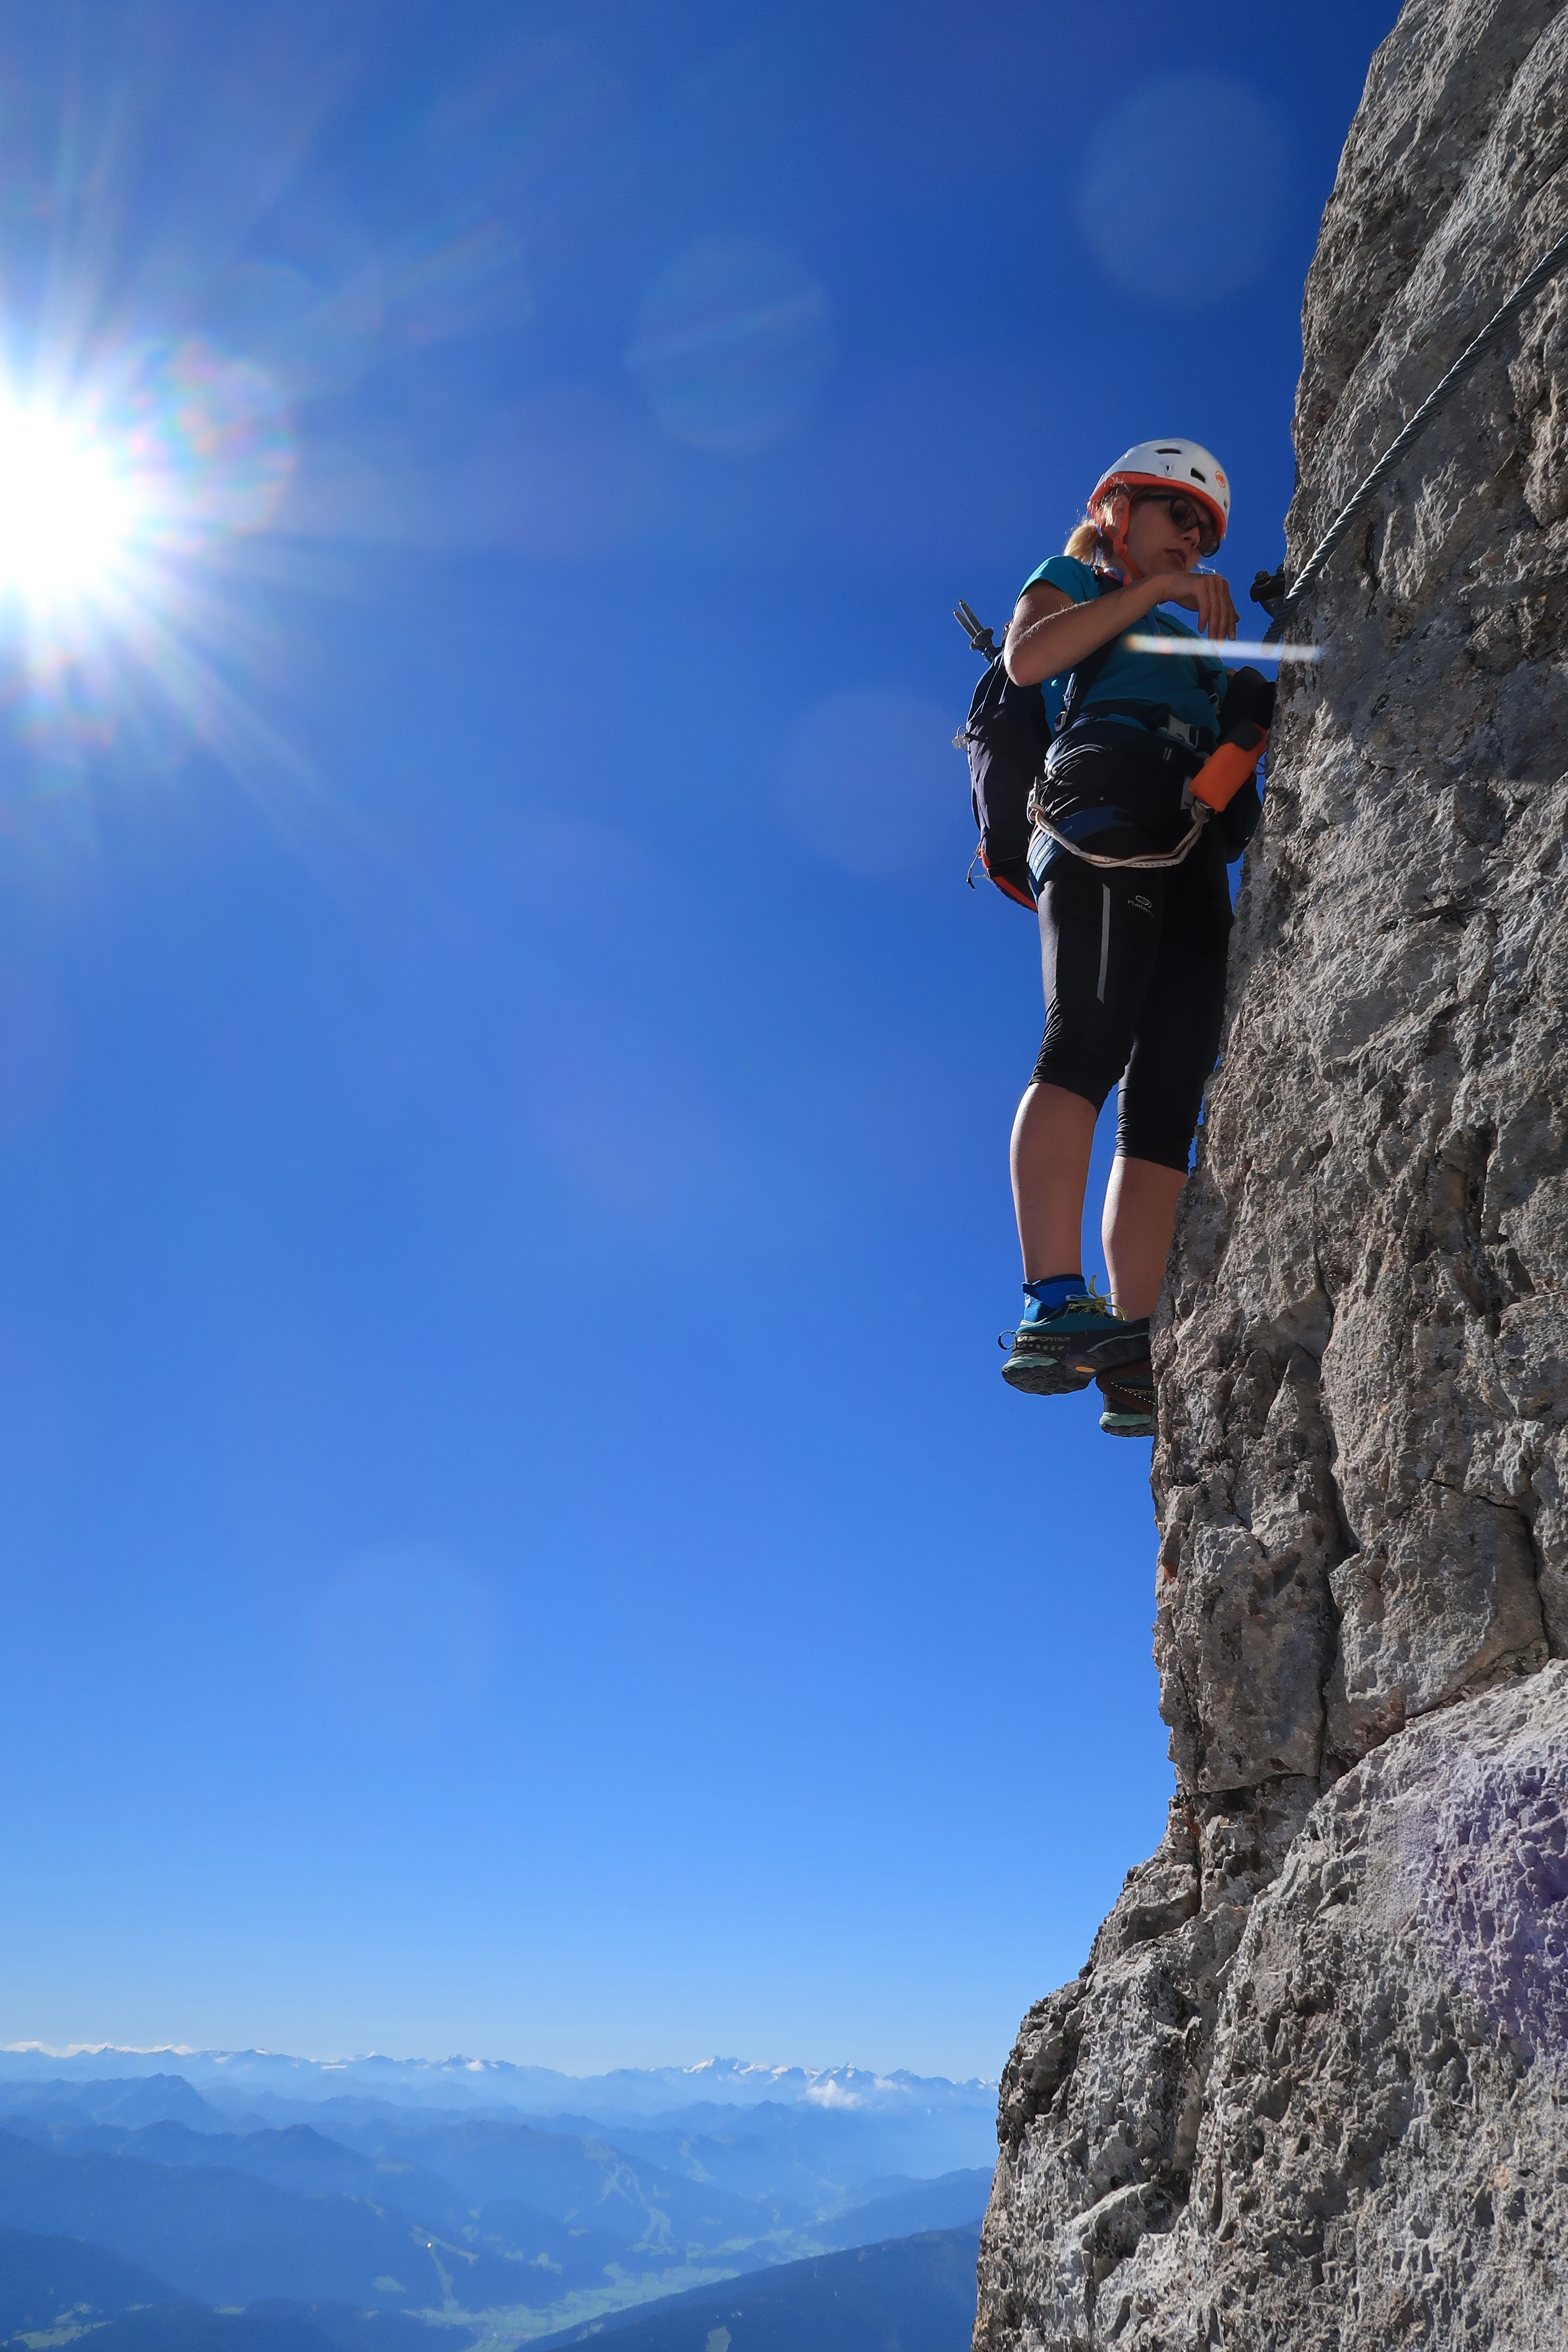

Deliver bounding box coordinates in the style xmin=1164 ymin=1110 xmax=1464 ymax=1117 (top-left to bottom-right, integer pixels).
xmin=0 ymin=2052 xmax=995 ymax=2350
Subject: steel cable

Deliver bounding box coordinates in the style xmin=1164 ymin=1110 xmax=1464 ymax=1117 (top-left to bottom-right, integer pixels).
xmin=1264 ymin=214 xmax=1568 ymax=642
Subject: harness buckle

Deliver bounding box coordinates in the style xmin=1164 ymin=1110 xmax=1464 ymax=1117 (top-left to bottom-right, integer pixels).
xmin=1158 ymin=714 xmax=1200 ymax=750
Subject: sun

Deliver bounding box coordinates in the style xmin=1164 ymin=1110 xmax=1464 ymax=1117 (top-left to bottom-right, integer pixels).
xmin=0 ymin=345 xmax=299 ymax=826
xmin=0 ymin=399 xmax=141 ymax=609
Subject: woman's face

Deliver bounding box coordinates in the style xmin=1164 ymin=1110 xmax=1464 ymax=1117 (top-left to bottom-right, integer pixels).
xmin=1121 ymin=492 xmax=1207 ymax=576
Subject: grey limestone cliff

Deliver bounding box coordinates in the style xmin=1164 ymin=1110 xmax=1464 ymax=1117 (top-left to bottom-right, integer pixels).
xmin=975 ymin=3 xmax=1568 ymax=2344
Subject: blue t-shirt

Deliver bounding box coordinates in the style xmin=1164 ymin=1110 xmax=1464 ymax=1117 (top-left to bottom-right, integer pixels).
xmin=1020 ymin=555 xmax=1225 ymax=743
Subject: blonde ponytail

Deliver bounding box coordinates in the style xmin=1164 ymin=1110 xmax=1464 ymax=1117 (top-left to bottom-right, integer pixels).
xmin=1064 ymin=520 xmax=1107 ymax=563
xmin=1065 ymin=493 xmax=1121 ymax=567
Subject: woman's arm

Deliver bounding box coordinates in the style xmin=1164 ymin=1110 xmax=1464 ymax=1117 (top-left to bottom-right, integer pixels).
xmin=1004 ymin=570 xmax=1240 ymax=685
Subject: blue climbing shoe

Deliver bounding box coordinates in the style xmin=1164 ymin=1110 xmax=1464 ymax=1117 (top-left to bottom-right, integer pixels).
xmin=1097 ymin=1361 xmax=1155 ymax=1437
xmin=1000 ymin=1280 xmax=1136 ymax=1396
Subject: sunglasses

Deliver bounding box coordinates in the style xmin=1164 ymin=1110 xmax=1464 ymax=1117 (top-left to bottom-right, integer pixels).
xmin=1131 ymin=490 xmax=1220 ymax=556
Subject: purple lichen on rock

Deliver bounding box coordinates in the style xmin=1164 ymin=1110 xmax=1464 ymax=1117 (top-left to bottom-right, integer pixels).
xmin=1409 ymin=1730 xmax=1568 ymax=2069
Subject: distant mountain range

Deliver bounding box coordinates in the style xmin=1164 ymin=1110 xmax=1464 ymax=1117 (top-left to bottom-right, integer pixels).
xmin=0 ymin=2051 xmax=995 ymax=2349
xmin=0 ymin=2049 xmax=992 ymax=2127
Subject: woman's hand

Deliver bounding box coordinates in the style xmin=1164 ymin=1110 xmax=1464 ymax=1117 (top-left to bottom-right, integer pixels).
xmin=1148 ymin=569 xmax=1238 ymax=640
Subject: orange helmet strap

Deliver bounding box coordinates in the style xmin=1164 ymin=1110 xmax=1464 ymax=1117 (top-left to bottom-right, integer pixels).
xmin=1098 ymin=489 xmax=1143 ymax=583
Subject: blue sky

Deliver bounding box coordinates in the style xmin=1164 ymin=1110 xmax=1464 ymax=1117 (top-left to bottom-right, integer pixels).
xmin=0 ymin=0 xmax=1398 ymax=2080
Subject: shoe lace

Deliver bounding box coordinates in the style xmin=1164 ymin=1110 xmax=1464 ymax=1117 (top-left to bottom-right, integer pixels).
xmin=1002 ymin=1276 xmax=1123 ymax=1345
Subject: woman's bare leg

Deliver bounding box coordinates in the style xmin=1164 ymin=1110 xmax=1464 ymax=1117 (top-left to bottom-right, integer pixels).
xmin=1010 ymin=1082 xmax=1097 ymax=1281
xmin=1102 ymin=1154 xmax=1187 ymax=1318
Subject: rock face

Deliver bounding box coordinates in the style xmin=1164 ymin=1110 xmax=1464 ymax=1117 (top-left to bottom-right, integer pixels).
xmin=974 ymin=4 xmax=1568 ymax=2344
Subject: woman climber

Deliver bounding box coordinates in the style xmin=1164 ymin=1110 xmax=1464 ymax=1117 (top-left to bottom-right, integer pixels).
xmin=998 ymin=438 xmax=1269 ymax=1437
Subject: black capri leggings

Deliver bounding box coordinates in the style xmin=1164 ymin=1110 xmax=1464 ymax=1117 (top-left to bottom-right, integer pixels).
xmin=1030 ymin=830 xmax=1233 ymax=1172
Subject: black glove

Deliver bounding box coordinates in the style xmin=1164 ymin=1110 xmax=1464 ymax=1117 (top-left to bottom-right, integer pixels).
xmin=1221 ymin=781 xmax=1262 ymax=861
xmin=1219 ymin=665 xmax=1276 ymax=735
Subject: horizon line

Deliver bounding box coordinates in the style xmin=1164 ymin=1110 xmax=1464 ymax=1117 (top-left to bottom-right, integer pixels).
xmin=0 ymin=2039 xmax=994 ymax=2086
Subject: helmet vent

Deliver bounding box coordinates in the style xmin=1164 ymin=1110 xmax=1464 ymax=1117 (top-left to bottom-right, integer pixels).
xmin=1189 ymin=467 xmax=1207 ymax=481
xmin=1155 ymin=444 xmax=1182 ymax=453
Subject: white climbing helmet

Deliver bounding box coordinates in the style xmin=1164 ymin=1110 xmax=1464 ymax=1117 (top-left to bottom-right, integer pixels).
xmin=1089 ymin=438 xmax=1231 ymax=548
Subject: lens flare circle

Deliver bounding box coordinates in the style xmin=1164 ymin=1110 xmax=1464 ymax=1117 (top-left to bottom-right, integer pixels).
xmin=783 ymin=686 xmax=958 ymax=877
xmin=1074 ymin=76 xmax=1294 ymax=303
xmin=127 ymin=339 xmax=294 ymax=539
xmin=630 ymin=236 xmax=833 ymax=453
xmin=0 ymin=401 xmax=140 ymax=606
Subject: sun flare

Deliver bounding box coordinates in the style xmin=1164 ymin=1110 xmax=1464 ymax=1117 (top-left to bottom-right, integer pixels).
xmin=0 ymin=401 xmax=141 ymax=608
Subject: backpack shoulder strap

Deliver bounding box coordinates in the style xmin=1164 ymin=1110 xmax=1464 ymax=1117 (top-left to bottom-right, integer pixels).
xmin=1054 ymin=571 xmax=1121 ymax=736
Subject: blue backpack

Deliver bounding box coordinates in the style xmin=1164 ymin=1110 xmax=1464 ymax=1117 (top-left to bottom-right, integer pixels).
xmin=952 ymin=590 xmax=1115 ymax=909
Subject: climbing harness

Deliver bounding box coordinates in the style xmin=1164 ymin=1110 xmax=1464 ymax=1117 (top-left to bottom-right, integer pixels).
xmin=957 ymin=620 xmax=1272 ymax=882
xmin=1025 ymin=789 xmax=1210 ymax=873
xmin=1024 ymin=730 xmax=1262 ymax=873
xmin=1253 ymin=216 xmax=1568 ymax=640
xmin=1025 ymin=668 xmax=1275 ymax=875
